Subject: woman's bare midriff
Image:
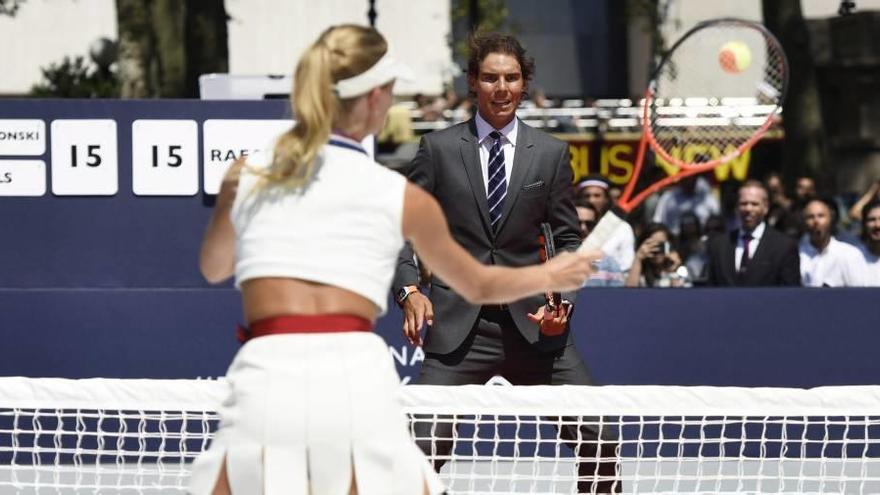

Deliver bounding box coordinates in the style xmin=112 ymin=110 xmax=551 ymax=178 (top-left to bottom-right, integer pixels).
xmin=239 ymin=277 xmax=380 ymax=324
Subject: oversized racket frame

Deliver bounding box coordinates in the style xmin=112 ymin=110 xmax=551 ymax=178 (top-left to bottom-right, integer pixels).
xmin=581 ymin=18 xmax=789 ymax=252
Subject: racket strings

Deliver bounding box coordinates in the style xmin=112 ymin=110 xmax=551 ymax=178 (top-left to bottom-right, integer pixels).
xmin=646 ymin=21 xmax=786 ymax=170
xmin=612 ymin=19 xmax=788 ymax=213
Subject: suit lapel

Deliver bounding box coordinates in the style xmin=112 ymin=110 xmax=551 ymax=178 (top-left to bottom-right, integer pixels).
xmin=726 ymin=230 xmax=739 ymax=282
xmin=748 ymin=228 xmax=773 ymax=269
xmin=459 ymin=120 xmax=493 ymax=234
xmin=494 ymin=119 xmax=536 ymax=235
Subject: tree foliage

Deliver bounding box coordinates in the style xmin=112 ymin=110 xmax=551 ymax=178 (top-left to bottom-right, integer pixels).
xmin=0 ymin=0 xmax=25 ymax=16
xmin=115 ymin=0 xmax=228 ymax=98
xmin=29 ymin=56 xmax=119 ymax=98
xmin=450 ymin=0 xmax=518 ymax=62
xmin=4 ymin=0 xmax=227 ymax=98
xmin=625 ymin=0 xmax=679 ymax=69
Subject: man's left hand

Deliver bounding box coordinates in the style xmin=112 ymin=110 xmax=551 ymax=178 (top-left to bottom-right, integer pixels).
xmin=527 ymin=300 xmax=573 ymax=336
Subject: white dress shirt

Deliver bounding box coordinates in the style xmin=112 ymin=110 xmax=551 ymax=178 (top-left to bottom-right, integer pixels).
xmin=735 ymin=221 xmax=766 ymax=273
xmin=799 ymin=236 xmax=868 ymax=287
xmin=475 ymin=113 xmax=517 ymax=196
xmin=859 ymin=244 xmax=880 ymax=287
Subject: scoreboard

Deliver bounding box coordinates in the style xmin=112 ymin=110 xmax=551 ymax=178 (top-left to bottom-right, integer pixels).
xmin=0 ymin=103 xmax=293 ymax=198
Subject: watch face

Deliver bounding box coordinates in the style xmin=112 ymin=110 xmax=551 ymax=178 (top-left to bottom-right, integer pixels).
xmin=397 ymin=288 xmax=408 ymax=301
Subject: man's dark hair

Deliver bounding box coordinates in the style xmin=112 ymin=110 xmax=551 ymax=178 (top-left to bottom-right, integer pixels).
xmin=467 ymin=32 xmax=535 ymax=86
xmin=804 ymin=196 xmax=840 ymax=230
xmin=637 ymin=222 xmax=673 ymax=248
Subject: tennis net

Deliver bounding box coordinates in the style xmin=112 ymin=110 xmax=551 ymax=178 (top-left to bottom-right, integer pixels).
xmin=1 ymin=377 xmax=879 ymax=494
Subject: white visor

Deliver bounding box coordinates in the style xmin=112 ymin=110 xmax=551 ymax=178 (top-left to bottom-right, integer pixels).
xmin=577 ymin=179 xmax=609 ymax=190
xmin=334 ymin=50 xmax=414 ymax=99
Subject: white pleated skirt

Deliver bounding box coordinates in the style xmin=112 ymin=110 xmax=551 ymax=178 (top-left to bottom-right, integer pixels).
xmin=188 ymin=331 xmax=445 ymax=495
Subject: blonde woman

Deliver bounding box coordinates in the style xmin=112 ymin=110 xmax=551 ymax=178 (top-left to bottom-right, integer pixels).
xmin=188 ymin=25 xmax=599 ymax=495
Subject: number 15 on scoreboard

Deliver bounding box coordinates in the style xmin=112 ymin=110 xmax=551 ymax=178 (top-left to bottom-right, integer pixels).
xmin=132 ymin=120 xmax=198 ymax=196
xmin=50 ymin=119 xmax=118 ymax=196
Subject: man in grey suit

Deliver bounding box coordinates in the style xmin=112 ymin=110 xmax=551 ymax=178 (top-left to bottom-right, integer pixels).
xmin=393 ymin=33 xmax=619 ymax=493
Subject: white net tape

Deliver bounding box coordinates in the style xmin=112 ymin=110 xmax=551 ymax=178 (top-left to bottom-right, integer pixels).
xmin=1 ymin=377 xmax=879 ymax=494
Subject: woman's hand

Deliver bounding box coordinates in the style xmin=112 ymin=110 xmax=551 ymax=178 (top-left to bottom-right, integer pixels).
xmin=636 ymin=238 xmax=660 ymax=261
xmin=217 ymin=158 xmax=246 ymax=210
xmin=544 ymin=249 xmax=603 ymax=292
xmin=400 ymin=290 xmax=433 ymax=347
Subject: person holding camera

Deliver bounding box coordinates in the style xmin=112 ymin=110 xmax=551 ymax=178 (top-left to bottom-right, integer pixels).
xmin=626 ymin=223 xmax=692 ymax=287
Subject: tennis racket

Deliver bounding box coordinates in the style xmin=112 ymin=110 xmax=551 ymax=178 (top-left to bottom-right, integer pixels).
xmin=580 ymin=18 xmax=788 ymax=252
xmin=538 ymin=222 xmax=562 ymax=310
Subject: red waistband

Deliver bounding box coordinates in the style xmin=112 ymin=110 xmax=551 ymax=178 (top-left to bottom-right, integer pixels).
xmin=236 ymin=314 xmax=373 ymax=343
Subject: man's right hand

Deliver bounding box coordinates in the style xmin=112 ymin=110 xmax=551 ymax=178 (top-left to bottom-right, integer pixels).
xmin=401 ymin=289 xmax=433 ymax=347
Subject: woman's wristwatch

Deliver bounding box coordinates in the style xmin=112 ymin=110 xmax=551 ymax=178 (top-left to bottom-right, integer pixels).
xmin=396 ymin=285 xmax=419 ymax=306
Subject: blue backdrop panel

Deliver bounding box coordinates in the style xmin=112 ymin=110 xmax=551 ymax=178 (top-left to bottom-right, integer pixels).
xmin=573 ymin=287 xmax=880 ymax=387
xmin=1 ymin=286 xmax=879 ymax=388
xmin=0 ymin=288 xmax=239 ymax=379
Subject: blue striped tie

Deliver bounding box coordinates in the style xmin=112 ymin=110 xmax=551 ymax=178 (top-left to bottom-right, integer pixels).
xmin=487 ymin=131 xmax=507 ymax=230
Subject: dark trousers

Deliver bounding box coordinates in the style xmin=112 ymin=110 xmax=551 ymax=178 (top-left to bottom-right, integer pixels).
xmin=413 ymin=307 xmax=621 ymax=494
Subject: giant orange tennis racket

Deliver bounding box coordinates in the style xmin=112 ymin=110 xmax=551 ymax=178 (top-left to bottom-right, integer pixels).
xmin=580 ymin=18 xmax=788 ymax=252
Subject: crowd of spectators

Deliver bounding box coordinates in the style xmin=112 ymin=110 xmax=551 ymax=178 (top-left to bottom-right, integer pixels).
xmin=412 ymin=86 xmax=474 ymax=124
xmin=574 ymin=174 xmax=880 ymax=288
xmin=380 ymin=89 xmax=880 ymax=288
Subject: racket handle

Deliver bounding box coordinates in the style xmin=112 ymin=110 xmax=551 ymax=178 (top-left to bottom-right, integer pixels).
xmin=578 ymin=207 xmax=627 ymax=252
xmin=539 ymin=222 xmax=562 ymax=309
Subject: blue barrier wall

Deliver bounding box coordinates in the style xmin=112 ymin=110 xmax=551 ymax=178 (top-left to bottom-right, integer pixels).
xmin=2 ymin=100 xmax=879 ymax=387
xmin=2 ymin=287 xmax=879 ymax=388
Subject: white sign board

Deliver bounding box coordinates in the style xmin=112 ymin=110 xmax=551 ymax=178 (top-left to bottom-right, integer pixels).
xmin=0 ymin=160 xmax=46 ymax=196
xmin=0 ymin=119 xmax=46 ymax=156
xmin=132 ymin=120 xmax=199 ymax=196
xmin=202 ymin=119 xmax=292 ymax=194
xmin=50 ymin=119 xmax=118 ymax=196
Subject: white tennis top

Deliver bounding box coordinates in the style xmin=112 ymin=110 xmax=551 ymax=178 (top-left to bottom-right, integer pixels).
xmin=231 ymin=134 xmax=407 ymax=314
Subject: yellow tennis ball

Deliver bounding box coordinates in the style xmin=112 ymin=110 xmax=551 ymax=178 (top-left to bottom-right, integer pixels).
xmin=718 ymin=41 xmax=752 ymax=73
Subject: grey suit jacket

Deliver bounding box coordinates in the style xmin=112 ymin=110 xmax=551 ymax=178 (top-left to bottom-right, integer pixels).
xmin=393 ymin=118 xmax=582 ymax=354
